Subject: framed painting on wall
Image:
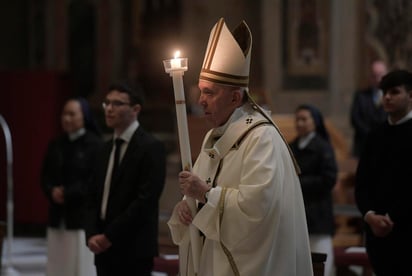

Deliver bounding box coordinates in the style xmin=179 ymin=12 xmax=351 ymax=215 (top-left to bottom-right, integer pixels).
xmin=282 ymin=0 xmax=330 ymax=90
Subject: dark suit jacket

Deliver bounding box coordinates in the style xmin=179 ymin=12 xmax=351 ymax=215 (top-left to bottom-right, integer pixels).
xmin=350 ymin=87 xmax=387 ymax=157
xmin=85 ymin=126 xmax=166 ymax=267
xmin=355 ymin=119 xmax=412 ymax=274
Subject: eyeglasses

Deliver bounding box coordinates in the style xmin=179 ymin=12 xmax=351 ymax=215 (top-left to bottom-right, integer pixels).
xmin=102 ymin=100 xmax=130 ymax=109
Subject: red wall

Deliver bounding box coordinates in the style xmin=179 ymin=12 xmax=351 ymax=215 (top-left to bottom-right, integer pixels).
xmin=0 ymin=71 xmax=71 ymax=225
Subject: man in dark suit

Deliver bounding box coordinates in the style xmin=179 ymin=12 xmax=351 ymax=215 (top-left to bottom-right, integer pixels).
xmin=85 ymin=82 xmax=166 ymax=276
xmin=350 ymin=60 xmax=388 ymax=157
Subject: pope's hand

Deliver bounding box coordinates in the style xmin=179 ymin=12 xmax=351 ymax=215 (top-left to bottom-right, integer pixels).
xmin=175 ymin=200 xmax=193 ymax=225
xmin=179 ymin=171 xmax=210 ymax=203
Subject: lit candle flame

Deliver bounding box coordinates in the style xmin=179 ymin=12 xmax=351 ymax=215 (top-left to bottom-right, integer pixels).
xmin=163 ymin=50 xmax=187 ymax=73
xmin=171 ymin=51 xmax=182 ymax=69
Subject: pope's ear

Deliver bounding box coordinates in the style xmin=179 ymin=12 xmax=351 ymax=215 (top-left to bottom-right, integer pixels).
xmin=232 ymin=89 xmax=243 ymax=104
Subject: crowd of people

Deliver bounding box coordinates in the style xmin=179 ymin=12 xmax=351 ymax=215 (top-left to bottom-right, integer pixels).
xmin=38 ymin=16 xmax=411 ymax=276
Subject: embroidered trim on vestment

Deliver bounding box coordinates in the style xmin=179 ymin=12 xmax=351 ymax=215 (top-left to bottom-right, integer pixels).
xmin=218 ymin=187 xmax=240 ymax=276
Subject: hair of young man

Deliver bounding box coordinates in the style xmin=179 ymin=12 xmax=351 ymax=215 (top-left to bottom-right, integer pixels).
xmin=108 ymin=81 xmax=145 ymax=106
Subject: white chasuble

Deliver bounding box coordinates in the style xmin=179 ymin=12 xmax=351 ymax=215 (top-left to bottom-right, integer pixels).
xmin=168 ymin=105 xmax=313 ymax=276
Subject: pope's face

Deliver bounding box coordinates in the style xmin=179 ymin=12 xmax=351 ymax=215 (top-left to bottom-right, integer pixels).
xmin=198 ymin=80 xmax=240 ymax=128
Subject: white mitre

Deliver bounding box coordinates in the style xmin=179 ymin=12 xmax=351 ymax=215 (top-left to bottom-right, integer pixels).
xmin=199 ymin=17 xmax=252 ymax=87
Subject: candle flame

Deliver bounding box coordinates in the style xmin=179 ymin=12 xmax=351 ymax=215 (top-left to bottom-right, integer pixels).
xmin=174 ymin=51 xmax=181 ymax=59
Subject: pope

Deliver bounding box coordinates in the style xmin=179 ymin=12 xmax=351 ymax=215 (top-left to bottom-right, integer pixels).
xmin=168 ymin=18 xmax=313 ymax=276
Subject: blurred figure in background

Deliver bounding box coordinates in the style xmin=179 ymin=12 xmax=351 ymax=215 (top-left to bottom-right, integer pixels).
xmin=350 ymin=60 xmax=388 ymax=158
xmin=41 ymin=97 xmax=102 ymax=276
xmin=290 ymin=104 xmax=338 ymax=276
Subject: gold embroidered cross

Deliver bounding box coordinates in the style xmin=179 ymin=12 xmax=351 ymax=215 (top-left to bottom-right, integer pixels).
xmin=246 ymin=118 xmax=253 ymax=124
xmin=206 ymin=177 xmax=211 ymax=184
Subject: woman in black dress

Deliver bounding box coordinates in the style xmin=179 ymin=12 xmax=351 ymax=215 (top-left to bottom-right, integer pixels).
xmin=41 ymin=97 xmax=102 ymax=276
xmin=289 ymin=104 xmax=338 ymax=276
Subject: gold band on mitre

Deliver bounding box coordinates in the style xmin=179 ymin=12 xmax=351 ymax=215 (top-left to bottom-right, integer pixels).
xmin=199 ymin=69 xmax=249 ymax=87
xmin=199 ymin=18 xmax=252 ymax=87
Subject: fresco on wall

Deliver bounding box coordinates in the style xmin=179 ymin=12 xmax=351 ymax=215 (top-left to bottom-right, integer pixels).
xmin=282 ymin=0 xmax=329 ymax=90
xmin=371 ymin=0 xmax=412 ymax=70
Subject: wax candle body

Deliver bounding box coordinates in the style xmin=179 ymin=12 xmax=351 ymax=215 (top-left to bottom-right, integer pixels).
xmin=171 ymin=58 xmax=181 ymax=69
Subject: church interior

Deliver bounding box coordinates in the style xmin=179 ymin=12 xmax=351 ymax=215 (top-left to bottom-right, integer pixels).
xmin=1 ymin=0 xmax=412 ymax=275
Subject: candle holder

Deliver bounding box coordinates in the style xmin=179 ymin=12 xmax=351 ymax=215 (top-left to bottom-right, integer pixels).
xmin=163 ymin=58 xmax=188 ymax=74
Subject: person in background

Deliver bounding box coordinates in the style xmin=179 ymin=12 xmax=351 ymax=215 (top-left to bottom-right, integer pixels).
xmin=41 ymin=97 xmax=102 ymax=276
xmin=289 ymin=104 xmax=338 ymax=276
xmin=167 ymin=18 xmax=313 ymax=276
xmin=84 ymin=82 xmax=166 ymax=276
xmin=350 ymin=60 xmax=388 ymax=158
xmin=355 ymin=69 xmax=412 ymax=275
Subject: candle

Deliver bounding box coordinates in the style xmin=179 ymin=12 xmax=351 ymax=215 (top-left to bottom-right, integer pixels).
xmin=171 ymin=51 xmax=182 ymax=69
xmin=163 ymin=51 xmax=200 ymax=274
